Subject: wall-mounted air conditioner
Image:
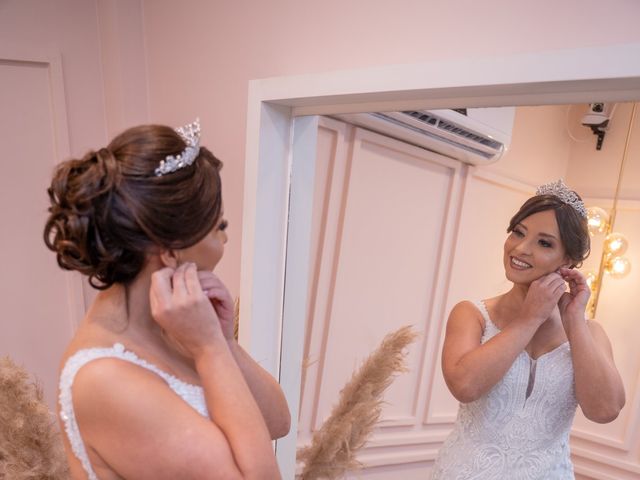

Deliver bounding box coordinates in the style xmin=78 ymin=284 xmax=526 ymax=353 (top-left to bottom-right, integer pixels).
xmin=334 ymin=107 xmax=515 ymax=165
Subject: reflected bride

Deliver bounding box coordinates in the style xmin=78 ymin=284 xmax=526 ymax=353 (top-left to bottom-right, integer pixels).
xmin=430 ymin=180 xmax=625 ymax=480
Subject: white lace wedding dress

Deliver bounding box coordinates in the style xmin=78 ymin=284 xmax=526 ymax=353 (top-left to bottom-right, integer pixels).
xmin=430 ymin=301 xmax=577 ymax=480
xmin=59 ymin=343 xmax=209 ymax=480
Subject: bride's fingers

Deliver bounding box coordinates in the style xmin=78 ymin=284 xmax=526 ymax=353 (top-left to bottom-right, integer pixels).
xmin=150 ymin=268 xmax=174 ymax=300
xmin=171 ymin=263 xmax=190 ymax=299
xmin=150 ymin=267 xmax=176 ymax=317
xmin=559 ymin=267 xmax=586 ymax=282
xmin=184 ymin=263 xmax=204 ymax=296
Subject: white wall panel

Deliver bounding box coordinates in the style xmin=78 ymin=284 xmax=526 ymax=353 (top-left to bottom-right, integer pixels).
xmin=297 ymin=118 xmax=464 ymax=476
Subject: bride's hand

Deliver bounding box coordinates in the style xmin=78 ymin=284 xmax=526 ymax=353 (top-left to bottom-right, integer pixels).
xmin=557 ymin=267 xmax=590 ymax=324
xmin=198 ymin=270 xmax=235 ymax=341
xmin=150 ymin=262 xmax=225 ymax=358
xmin=520 ymin=272 xmax=567 ymax=326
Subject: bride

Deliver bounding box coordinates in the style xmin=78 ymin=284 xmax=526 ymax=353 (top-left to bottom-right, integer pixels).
xmin=430 ymin=180 xmax=625 ymax=479
xmin=45 ymin=120 xmax=289 ymax=479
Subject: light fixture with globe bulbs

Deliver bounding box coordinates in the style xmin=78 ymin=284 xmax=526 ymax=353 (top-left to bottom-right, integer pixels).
xmin=606 ymin=256 xmax=632 ymax=279
xmin=603 ymin=232 xmax=629 ymax=257
xmin=586 ymin=206 xmax=610 ymax=236
xmin=585 ymin=103 xmax=636 ymax=318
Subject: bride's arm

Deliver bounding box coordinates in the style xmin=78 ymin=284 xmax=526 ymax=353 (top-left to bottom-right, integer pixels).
xmin=199 ymin=270 xmax=290 ymax=439
xmin=226 ymin=341 xmax=291 ymax=438
xmin=566 ymin=320 xmax=625 ymax=422
xmin=442 ymin=300 xmax=538 ymax=403
xmin=72 ymin=263 xmax=281 ymax=480
xmin=194 ymin=341 xmax=281 ymax=476
xmin=443 ymin=273 xmax=566 ymax=403
xmin=558 ymin=268 xmax=625 ymax=423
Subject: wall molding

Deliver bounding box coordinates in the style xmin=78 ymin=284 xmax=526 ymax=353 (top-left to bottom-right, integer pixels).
xmin=573 ymin=445 xmax=640 ymax=475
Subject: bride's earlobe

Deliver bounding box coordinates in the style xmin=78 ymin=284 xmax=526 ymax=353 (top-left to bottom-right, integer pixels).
xmin=159 ymin=250 xmax=179 ymax=269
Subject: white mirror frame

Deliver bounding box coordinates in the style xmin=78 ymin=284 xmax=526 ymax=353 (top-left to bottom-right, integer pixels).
xmin=238 ymin=43 xmax=640 ymax=478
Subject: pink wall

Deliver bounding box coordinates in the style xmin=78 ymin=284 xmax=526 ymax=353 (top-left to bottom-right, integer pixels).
xmin=0 ymin=0 xmax=109 ymax=154
xmin=1 ymin=0 xmax=112 ymax=406
xmin=1 ymin=0 xmax=150 ymax=309
xmin=486 ymin=105 xmax=572 ymax=185
xmin=96 ymin=0 xmax=150 ymax=139
xmin=140 ymin=0 xmax=640 ymax=296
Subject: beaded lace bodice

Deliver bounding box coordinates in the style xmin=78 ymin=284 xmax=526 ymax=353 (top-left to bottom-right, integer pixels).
xmin=430 ymin=301 xmax=577 ymax=480
xmin=59 ymin=343 xmax=208 ymax=480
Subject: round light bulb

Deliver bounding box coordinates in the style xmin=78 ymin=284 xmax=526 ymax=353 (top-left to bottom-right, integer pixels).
xmin=603 ymin=232 xmax=628 ymax=256
xmin=586 ymin=206 xmax=610 ymax=236
xmin=606 ymin=256 xmax=631 ymax=279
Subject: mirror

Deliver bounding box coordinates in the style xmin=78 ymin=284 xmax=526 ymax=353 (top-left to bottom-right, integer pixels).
xmin=292 ymin=102 xmax=639 ymax=479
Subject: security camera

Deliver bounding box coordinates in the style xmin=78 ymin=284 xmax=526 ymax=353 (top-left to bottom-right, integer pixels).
xmin=581 ymin=103 xmax=614 ymax=150
xmin=581 ymin=103 xmax=611 ymax=129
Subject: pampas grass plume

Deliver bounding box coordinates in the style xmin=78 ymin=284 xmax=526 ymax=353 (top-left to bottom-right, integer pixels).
xmin=297 ymin=325 xmax=418 ymax=479
xmin=0 ymin=357 xmax=69 ymax=479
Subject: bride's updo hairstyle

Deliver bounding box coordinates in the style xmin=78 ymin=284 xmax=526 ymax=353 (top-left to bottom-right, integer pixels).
xmin=44 ymin=124 xmax=222 ymax=289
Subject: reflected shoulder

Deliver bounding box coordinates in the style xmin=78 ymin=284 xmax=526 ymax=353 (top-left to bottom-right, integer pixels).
xmin=450 ymin=300 xmax=482 ymax=318
xmin=448 ymin=300 xmax=485 ymax=330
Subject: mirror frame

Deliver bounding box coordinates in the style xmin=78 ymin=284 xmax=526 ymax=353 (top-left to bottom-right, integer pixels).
xmin=237 ymin=43 xmax=640 ymax=476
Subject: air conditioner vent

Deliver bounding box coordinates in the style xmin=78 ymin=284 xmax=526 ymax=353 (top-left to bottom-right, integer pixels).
xmin=405 ymin=111 xmax=438 ymax=126
xmin=334 ymin=107 xmax=514 ymax=165
xmin=402 ymin=111 xmax=502 ymax=150
xmin=372 ymin=113 xmax=494 ymax=159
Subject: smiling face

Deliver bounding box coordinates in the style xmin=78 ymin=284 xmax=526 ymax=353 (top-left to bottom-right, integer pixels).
xmin=503 ymin=209 xmax=570 ymax=285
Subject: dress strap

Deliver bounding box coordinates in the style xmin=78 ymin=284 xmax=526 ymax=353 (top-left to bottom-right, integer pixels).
xmin=475 ymin=300 xmax=501 ymax=341
xmin=59 ymin=343 xmax=208 ymax=479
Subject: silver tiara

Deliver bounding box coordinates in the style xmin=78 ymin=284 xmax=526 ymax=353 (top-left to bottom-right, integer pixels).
xmin=154 ymin=118 xmax=201 ymax=176
xmin=535 ymin=179 xmax=587 ymax=218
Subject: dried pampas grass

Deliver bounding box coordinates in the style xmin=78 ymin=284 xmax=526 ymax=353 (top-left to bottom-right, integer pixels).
xmin=297 ymin=325 xmax=418 ymax=480
xmin=0 ymin=357 xmax=69 ymax=480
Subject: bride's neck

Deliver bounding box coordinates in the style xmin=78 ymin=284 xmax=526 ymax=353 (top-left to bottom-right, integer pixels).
xmin=92 ymin=258 xmax=163 ymax=342
xmin=506 ymin=283 xmax=529 ymax=304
